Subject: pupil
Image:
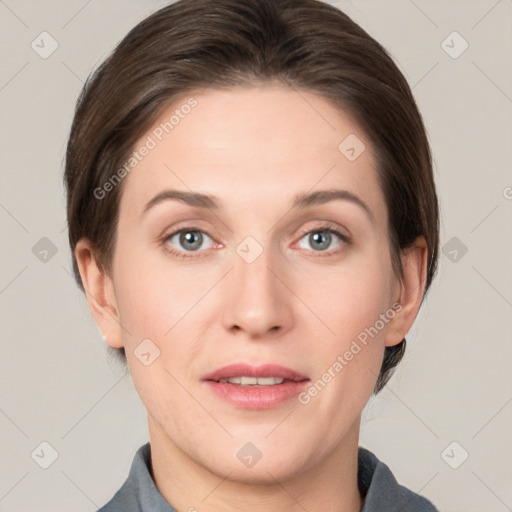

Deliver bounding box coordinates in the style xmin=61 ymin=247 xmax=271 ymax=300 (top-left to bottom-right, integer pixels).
xmin=311 ymin=231 xmax=330 ymax=250
xmin=181 ymin=231 xmax=202 ymax=250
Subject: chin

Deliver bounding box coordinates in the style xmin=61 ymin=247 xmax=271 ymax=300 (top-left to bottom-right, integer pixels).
xmin=220 ymin=438 xmax=316 ymax=483
xmin=221 ymin=456 xmax=310 ymax=486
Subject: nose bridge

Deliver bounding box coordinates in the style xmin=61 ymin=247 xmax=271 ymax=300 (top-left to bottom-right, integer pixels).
xmin=235 ymin=236 xmax=275 ymax=294
xmin=223 ymin=234 xmax=290 ymax=335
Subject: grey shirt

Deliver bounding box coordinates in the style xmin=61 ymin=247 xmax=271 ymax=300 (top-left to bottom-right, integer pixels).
xmin=97 ymin=442 xmax=440 ymax=511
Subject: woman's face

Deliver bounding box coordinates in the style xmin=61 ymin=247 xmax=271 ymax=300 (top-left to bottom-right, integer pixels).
xmin=89 ymin=84 xmax=413 ymax=482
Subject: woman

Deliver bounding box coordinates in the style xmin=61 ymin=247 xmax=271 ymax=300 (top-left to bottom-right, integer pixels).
xmin=64 ymin=0 xmax=441 ymax=510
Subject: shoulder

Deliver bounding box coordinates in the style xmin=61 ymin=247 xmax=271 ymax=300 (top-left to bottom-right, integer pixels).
xmin=96 ymin=485 xmax=137 ymax=512
xmin=358 ymin=446 xmax=441 ymax=512
xmin=95 ymin=444 xmax=148 ymax=512
xmin=95 ymin=442 xmax=177 ymax=512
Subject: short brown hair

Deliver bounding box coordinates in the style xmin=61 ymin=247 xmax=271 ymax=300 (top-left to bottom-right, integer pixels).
xmin=64 ymin=0 xmax=439 ymax=395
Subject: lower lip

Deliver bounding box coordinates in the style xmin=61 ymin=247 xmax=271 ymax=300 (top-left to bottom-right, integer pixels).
xmin=203 ymin=380 xmax=310 ymax=410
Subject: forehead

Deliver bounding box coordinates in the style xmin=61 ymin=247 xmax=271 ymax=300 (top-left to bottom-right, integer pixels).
xmin=118 ymin=84 xmax=386 ymax=221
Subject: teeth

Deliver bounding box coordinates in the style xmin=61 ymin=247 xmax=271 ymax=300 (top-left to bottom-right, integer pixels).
xmin=218 ymin=376 xmax=285 ymax=386
xmin=253 ymin=377 xmax=284 ymax=386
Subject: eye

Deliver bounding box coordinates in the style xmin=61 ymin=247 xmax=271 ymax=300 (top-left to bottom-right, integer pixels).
xmin=164 ymin=228 xmax=215 ymax=256
xmin=162 ymin=223 xmax=349 ymax=259
xmin=296 ymin=224 xmax=349 ymax=254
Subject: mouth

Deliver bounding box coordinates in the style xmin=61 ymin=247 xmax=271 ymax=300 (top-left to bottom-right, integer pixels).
xmin=202 ymin=363 xmax=310 ymax=409
xmin=216 ymin=376 xmax=288 ymax=386
xmin=202 ymin=363 xmax=309 ymax=384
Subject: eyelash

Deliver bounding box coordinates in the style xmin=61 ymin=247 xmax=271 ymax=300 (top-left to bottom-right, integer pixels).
xmin=161 ymin=222 xmax=350 ymax=260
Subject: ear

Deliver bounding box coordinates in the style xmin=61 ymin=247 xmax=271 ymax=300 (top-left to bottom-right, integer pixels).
xmin=385 ymin=236 xmax=428 ymax=347
xmin=74 ymin=239 xmax=124 ymax=349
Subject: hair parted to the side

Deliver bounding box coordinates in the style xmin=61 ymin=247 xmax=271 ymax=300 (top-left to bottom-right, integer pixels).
xmin=64 ymin=0 xmax=439 ymax=395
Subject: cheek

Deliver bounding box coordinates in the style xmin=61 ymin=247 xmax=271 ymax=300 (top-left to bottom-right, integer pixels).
xmin=111 ymin=256 xmax=204 ymax=422
xmin=299 ymin=250 xmax=394 ymax=393
xmin=299 ymin=267 xmax=392 ymax=405
xmin=305 ymin=252 xmax=394 ymax=341
xmin=111 ymin=237 xmax=194 ymax=340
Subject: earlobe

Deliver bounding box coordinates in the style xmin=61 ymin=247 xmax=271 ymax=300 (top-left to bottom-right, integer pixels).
xmin=74 ymin=239 xmax=124 ymax=349
xmin=385 ymin=236 xmax=428 ymax=347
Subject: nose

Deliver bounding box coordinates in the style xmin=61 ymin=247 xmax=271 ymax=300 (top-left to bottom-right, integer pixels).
xmin=222 ymin=240 xmax=293 ymax=339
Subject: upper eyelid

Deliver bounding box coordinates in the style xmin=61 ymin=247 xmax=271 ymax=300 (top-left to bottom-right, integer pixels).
xmin=296 ymin=222 xmax=349 ymax=238
xmin=165 ymin=222 xmax=346 ymax=238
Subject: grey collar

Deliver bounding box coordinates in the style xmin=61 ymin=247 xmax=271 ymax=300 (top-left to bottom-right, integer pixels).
xmin=98 ymin=442 xmax=439 ymax=511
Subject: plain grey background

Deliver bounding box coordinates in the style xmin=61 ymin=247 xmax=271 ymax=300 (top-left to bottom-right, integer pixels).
xmin=1 ymin=0 xmax=511 ymax=511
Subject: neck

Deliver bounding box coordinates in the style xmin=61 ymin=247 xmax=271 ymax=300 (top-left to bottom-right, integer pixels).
xmin=149 ymin=415 xmax=364 ymax=512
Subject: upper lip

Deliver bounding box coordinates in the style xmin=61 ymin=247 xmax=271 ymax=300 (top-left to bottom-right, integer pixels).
xmin=202 ymin=363 xmax=309 ymax=382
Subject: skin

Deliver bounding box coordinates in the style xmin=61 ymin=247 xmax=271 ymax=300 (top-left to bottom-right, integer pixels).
xmin=76 ymin=83 xmax=427 ymax=512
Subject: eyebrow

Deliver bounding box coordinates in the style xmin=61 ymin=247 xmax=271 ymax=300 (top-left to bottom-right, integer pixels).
xmin=141 ymin=188 xmax=374 ymax=222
